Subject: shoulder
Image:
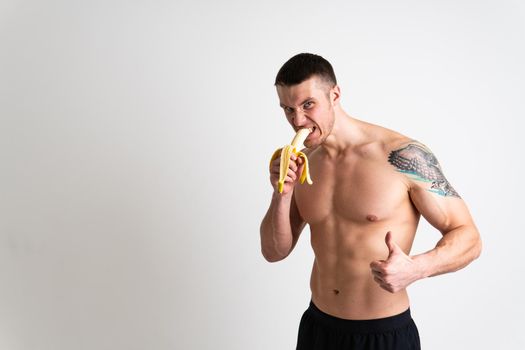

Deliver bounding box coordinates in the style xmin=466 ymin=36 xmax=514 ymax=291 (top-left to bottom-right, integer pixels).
xmin=359 ymin=121 xmax=413 ymax=157
xmin=387 ymin=139 xmax=434 ymax=162
xmin=386 ymin=139 xmax=461 ymax=198
xmin=386 ymin=138 xmax=438 ymax=170
xmin=358 ymin=120 xmax=461 ymax=198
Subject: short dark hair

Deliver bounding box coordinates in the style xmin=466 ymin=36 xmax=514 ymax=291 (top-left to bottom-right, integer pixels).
xmin=274 ymin=53 xmax=337 ymax=87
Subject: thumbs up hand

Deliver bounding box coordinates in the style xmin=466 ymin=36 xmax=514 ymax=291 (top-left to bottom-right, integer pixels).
xmin=370 ymin=231 xmax=422 ymax=293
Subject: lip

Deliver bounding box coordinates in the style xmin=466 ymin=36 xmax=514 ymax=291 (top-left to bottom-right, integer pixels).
xmin=301 ymin=127 xmax=317 ymax=144
xmin=296 ymin=126 xmax=316 ymax=133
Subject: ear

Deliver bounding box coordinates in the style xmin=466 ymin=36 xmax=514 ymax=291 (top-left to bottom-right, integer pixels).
xmin=330 ymin=85 xmax=341 ymax=106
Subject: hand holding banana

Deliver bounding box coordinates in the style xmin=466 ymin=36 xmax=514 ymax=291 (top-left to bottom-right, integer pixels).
xmin=269 ymin=128 xmax=313 ymax=194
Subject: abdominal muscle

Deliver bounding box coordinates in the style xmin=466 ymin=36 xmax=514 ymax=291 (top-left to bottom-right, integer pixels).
xmin=308 ymin=219 xmax=417 ymax=320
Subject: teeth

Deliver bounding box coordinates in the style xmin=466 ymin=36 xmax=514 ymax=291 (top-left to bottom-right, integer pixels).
xmin=269 ymin=128 xmax=314 ymax=193
xmin=290 ymin=128 xmax=311 ymax=149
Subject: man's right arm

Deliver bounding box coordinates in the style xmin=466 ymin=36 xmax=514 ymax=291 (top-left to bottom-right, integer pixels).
xmin=260 ymin=191 xmax=306 ymax=262
xmin=260 ymin=154 xmax=307 ymax=262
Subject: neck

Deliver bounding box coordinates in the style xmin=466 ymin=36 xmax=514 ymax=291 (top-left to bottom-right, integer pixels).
xmin=320 ymin=107 xmax=365 ymax=157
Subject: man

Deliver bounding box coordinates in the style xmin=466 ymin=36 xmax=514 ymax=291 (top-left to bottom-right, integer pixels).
xmin=260 ymin=53 xmax=482 ymax=350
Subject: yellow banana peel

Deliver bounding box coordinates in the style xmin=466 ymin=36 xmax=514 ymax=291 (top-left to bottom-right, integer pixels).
xmin=269 ymin=128 xmax=313 ymax=193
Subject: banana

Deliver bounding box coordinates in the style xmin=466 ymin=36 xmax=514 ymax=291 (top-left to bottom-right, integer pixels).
xmin=269 ymin=128 xmax=313 ymax=193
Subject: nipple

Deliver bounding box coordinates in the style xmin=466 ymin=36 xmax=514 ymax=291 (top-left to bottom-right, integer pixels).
xmin=366 ymin=214 xmax=378 ymax=222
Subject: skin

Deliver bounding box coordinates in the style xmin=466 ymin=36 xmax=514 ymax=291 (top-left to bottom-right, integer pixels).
xmin=260 ymin=76 xmax=482 ymax=319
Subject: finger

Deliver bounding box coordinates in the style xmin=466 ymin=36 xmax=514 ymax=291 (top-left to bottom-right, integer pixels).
xmin=379 ymin=284 xmax=395 ymax=293
xmin=286 ymin=171 xmax=297 ymax=182
xmin=385 ymin=231 xmax=401 ymax=259
xmin=288 ymin=159 xmax=298 ymax=172
xmin=371 ymin=271 xmax=384 ymax=281
xmin=370 ymin=260 xmax=386 ymax=272
xmin=280 ymin=175 xmax=294 ymax=185
xmin=373 ymin=276 xmax=384 ymax=285
xmin=271 ymin=157 xmax=298 ymax=172
xmin=271 ymin=162 xmax=285 ymax=176
xmin=270 ymin=156 xmax=281 ymax=167
xmin=370 ymin=266 xmax=384 ymax=274
xmin=271 ymin=171 xmax=295 ymax=184
xmin=385 ymin=231 xmax=394 ymax=254
xmin=270 ymin=159 xmax=301 ymax=181
xmin=373 ymin=278 xmax=394 ymax=293
xmin=296 ymin=162 xmax=305 ymax=177
xmin=270 ymin=172 xmax=297 ymax=187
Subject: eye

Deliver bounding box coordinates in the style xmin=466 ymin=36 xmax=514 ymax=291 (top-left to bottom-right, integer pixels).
xmin=284 ymin=106 xmax=294 ymax=114
xmin=303 ymin=101 xmax=313 ymax=109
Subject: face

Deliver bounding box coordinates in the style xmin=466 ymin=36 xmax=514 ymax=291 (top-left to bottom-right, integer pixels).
xmin=276 ymin=76 xmax=339 ymax=148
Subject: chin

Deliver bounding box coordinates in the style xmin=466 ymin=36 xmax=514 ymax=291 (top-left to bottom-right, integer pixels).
xmin=305 ymin=140 xmax=321 ymax=149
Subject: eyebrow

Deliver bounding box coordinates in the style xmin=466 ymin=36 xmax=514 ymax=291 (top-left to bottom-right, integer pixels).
xmin=280 ymin=97 xmax=314 ymax=109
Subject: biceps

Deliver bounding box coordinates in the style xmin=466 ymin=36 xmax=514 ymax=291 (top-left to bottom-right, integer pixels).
xmin=409 ymin=185 xmax=473 ymax=233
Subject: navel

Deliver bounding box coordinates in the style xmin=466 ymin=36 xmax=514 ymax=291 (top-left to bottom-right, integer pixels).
xmin=333 ymin=289 xmax=340 ymax=295
xmin=366 ymin=214 xmax=378 ymax=222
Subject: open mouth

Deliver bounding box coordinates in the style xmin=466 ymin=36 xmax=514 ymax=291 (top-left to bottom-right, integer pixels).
xmin=295 ymin=126 xmax=317 ymax=137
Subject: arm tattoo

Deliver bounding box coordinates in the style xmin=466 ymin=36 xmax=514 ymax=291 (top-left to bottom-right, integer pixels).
xmin=388 ymin=143 xmax=461 ymax=198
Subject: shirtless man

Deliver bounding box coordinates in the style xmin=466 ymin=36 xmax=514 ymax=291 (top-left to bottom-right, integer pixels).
xmin=260 ymin=53 xmax=482 ymax=350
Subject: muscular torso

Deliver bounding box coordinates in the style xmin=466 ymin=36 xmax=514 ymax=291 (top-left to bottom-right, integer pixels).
xmin=294 ymin=126 xmax=421 ymax=319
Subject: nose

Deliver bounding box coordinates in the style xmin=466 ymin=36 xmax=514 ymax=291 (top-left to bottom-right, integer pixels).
xmin=292 ymin=111 xmax=307 ymax=127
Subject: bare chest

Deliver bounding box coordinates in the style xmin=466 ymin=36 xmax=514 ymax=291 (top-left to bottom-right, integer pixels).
xmin=294 ymin=154 xmax=410 ymax=225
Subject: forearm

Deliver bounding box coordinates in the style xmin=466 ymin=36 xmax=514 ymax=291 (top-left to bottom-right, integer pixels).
xmin=412 ymin=224 xmax=482 ymax=279
xmin=260 ymin=191 xmax=295 ymax=262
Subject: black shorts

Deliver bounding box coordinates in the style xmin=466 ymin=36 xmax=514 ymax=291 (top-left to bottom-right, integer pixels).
xmin=296 ymin=301 xmax=421 ymax=350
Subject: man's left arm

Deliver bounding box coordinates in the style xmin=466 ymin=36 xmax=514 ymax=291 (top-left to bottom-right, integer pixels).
xmin=370 ymin=142 xmax=482 ymax=293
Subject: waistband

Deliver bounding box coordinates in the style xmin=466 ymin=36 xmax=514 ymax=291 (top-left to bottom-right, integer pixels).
xmin=307 ymin=300 xmax=413 ymax=334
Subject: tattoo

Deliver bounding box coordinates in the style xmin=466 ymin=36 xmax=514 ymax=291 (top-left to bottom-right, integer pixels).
xmin=388 ymin=143 xmax=461 ymax=198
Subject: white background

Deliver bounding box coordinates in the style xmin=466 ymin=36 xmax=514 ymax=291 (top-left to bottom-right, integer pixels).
xmin=1 ymin=0 xmax=524 ymax=349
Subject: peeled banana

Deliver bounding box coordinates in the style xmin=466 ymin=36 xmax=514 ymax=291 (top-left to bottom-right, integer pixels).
xmin=269 ymin=128 xmax=313 ymax=193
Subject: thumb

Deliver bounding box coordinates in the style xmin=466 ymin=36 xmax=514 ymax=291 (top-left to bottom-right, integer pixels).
xmin=385 ymin=231 xmax=401 ymax=259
